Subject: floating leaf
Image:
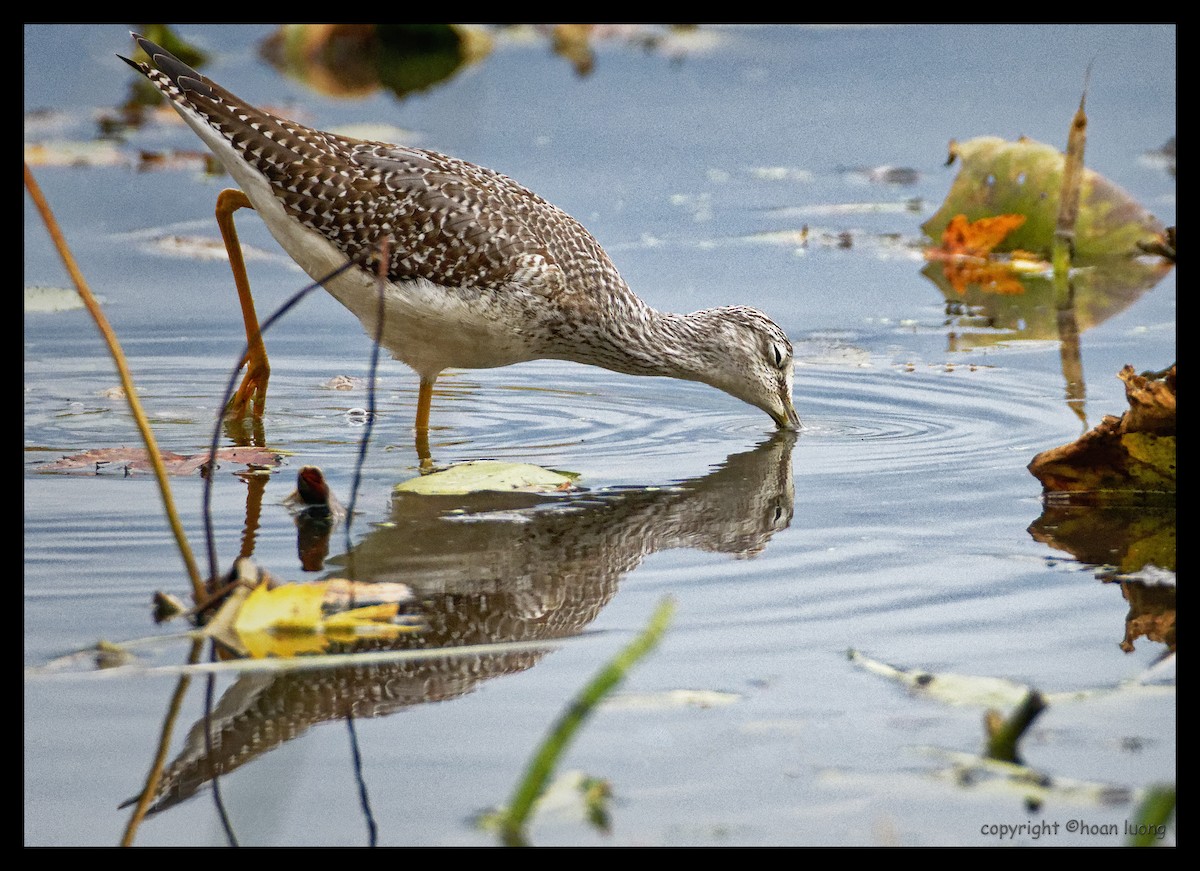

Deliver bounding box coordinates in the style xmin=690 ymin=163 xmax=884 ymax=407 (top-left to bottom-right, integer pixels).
xmin=235 ymin=581 xmax=326 ymax=634
xmin=137 ymin=233 xmax=285 ymax=264
xmin=923 ymin=136 xmax=1168 ymax=261
xmin=201 ymin=582 xmax=254 ymax=657
xmin=1028 ymin=365 xmax=1176 ymax=498
xmin=94 ymin=640 xmax=136 ymax=670
xmin=922 ymin=213 xmax=1045 ymax=297
xmin=395 ymin=460 xmax=579 ymax=495
xmin=324 ymin=603 xmax=401 ymax=631
xmin=23 ymin=139 xmax=127 ymax=168
xmin=239 ymin=626 xmax=330 ymax=659
xmin=927 ymin=748 xmax=1134 ymax=808
xmin=259 ymin=24 xmax=492 ymax=101
xmin=848 ymin=649 xmax=1173 ymax=712
xmin=938 ymin=213 xmax=1028 ymax=257
xmin=229 ymin=579 xmax=415 ymax=658
xmin=37 ymin=445 xmax=285 ymax=475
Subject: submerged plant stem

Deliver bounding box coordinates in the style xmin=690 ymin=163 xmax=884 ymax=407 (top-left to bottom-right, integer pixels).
xmin=24 ymin=163 xmax=205 ymax=600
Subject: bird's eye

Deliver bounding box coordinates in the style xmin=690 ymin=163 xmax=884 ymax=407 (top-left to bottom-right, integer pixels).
xmin=770 ymin=343 xmax=788 ymax=369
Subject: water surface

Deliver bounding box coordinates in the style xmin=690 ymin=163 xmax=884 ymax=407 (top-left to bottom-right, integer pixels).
xmin=25 ymin=24 xmax=1175 ymax=846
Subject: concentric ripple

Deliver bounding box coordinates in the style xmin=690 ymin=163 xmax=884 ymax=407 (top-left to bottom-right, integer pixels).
xmin=25 ymin=325 xmax=1081 ymax=493
xmin=404 ymin=361 xmax=768 ymax=480
xmin=791 ymin=361 xmax=1077 ymax=479
xmin=378 ymin=357 xmax=1080 ymax=487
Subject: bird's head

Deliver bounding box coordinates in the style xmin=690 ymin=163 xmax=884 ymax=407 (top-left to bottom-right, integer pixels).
xmin=686 ymin=306 xmax=801 ymax=430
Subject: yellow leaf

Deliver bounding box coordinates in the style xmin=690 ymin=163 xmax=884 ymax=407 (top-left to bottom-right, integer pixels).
xmin=227 ymin=582 xmax=414 ymax=657
xmin=234 ymin=581 xmax=327 ymax=635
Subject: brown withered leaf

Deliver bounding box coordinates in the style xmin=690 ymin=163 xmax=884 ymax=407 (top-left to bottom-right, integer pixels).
xmin=1028 ymin=365 xmax=1176 ymax=498
xmin=37 ymin=445 xmax=284 ymax=475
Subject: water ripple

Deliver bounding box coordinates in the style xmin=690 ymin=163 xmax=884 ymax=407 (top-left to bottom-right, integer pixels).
xmin=407 ymin=359 xmax=1072 ymax=484
xmin=794 ymin=362 xmax=1071 ymax=477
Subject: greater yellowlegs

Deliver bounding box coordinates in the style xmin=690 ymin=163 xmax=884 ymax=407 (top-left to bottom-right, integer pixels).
xmin=121 ymin=33 xmax=800 ymax=455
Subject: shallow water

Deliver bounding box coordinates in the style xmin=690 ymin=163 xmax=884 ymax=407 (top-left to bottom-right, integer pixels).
xmin=25 ymin=24 xmax=1174 ymax=846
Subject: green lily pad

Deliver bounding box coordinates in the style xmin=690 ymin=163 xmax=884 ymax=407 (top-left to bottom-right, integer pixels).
xmin=922 ymin=136 xmax=1167 ymax=261
xmin=394 ymin=460 xmax=579 ymax=495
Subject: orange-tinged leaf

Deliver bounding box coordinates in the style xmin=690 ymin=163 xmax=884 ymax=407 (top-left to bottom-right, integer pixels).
xmin=920 ymin=255 xmax=1172 ymax=348
xmin=924 ymin=214 xmax=1034 ymax=297
xmin=939 ymin=213 xmax=1027 ymax=257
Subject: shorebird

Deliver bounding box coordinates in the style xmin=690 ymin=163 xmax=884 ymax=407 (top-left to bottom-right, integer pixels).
xmin=121 ymin=33 xmax=800 ymax=458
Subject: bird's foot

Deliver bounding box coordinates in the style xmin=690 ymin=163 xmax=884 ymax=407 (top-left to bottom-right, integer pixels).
xmin=226 ymin=361 xmax=270 ymax=420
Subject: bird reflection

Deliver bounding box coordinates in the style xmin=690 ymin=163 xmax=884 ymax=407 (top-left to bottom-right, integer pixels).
xmin=139 ymin=431 xmax=796 ymax=814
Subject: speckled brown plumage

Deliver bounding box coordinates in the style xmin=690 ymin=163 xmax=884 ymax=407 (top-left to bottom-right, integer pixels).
xmin=121 ymin=32 xmax=800 ymax=428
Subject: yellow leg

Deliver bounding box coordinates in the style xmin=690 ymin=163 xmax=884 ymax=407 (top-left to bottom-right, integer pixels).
xmin=416 ymin=376 xmax=435 ymax=469
xmin=215 ymin=188 xmax=270 ymax=418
